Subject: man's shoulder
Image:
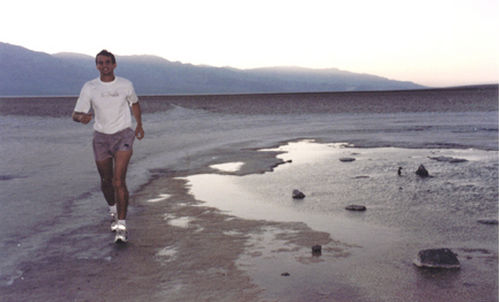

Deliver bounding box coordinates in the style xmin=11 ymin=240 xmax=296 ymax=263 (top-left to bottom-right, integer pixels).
xmin=81 ymin=77 xmax=134 ymax=91
xmin=83 ymin=78 xmax=101 ymax=88
xmin=115 ymin=76 xmax=134 ymax=86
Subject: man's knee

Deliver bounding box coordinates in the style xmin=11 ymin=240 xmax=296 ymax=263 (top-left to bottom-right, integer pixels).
xmin=101 ymin=177 xmax=113 ymax=187
xmin=112 ymin=178 xmax=127 ymax=190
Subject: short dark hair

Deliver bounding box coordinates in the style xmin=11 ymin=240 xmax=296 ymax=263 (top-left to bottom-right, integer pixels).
xmin=95 ymin=49 xmax=116 ymax=64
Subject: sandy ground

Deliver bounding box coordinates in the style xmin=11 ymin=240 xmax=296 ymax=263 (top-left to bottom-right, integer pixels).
xmin=1 ymin=86 xmax=496 ymax=301
xmin=1 ymin=147 xmax=356 ymax=302
xmin=2 ymin=141 xmax=497 ymax=302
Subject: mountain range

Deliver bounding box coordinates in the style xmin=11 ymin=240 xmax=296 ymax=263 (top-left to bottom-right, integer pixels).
xmin=0 ymin=42 xmax=425 ymax=96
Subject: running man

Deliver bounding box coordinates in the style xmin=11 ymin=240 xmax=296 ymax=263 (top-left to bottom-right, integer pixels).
xmin=72 ymin=50 xmax=144 ymax=243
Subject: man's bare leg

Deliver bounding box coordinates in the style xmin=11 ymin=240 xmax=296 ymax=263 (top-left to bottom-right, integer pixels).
xmin=95 ymin=158 xmax=115 ymax=207
xmin=112 ymin=150 xmax=132 ymax=243
xmin=113 ymin=150 xmax=133 ymax=220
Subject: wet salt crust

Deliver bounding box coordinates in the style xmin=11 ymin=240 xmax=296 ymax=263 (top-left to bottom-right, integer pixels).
xmin=147 ymin=193 xmax=171 ymax=203
xmin=210 ymin=162 xmax=245 ymax=173
xmin=1 ymin=87 xmax=496 ymax=301
xmin=186 ymin=140 xmax=498 ymax=302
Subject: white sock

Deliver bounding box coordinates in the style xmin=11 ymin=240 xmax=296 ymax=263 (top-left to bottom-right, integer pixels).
xmin=118 ymin=220 xmax=126 ymax=227
xmin=109 ymin=205 xmax=117 ymax=214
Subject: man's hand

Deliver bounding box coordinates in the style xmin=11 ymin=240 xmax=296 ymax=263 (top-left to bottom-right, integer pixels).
xmin=131 ymin=103 xmax=144 ymax=140
xmin=135 ymin=124 xmax=144 ymax=140
xmin=72 ymin=112 xmax=93 ymax=124
xmin=79 ymin=113 xmax=93 ymax=124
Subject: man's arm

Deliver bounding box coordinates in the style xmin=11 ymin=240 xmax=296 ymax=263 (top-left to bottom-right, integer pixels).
xmin=131 ymin=103 xmax=144 ymax=140
xmin=72 ymin=112 xmax=92 ymax=124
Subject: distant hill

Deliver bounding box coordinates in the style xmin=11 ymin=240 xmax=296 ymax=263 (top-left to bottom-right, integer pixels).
xmin=0 ymin=42 xmax=425 ymax=96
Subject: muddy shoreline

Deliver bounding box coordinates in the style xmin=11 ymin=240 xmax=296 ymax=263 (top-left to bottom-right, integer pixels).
xmin=2 ymin=145 xmax=354 ymax=302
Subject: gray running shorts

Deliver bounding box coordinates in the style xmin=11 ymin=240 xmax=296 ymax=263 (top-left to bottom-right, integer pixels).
xmin=93 ymin=128 xmax=135 ymax=162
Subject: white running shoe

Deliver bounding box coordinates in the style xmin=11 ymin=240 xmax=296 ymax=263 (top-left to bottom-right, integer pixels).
xmin=111 ymin=220 xmax=119 ymax=232
xmin=114 ymin=224 xmax=128 ymax=243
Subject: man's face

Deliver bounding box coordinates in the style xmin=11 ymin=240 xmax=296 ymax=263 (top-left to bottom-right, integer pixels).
xmin=96 ymin=55 xmax=116 ymax=76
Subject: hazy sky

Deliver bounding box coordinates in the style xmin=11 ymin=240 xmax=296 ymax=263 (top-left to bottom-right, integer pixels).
xmin=1 ymin=0 xmax=498 ymax=87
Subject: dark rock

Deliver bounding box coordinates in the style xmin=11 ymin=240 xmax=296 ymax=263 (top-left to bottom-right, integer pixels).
xmin=345 ymin=205 xmax=366 ymax=211
xmin=477 ymin=218 xmax=498 ymax=225
xmin=397 ymin=167 xmax=403 ymax=176
xmin=413 ymin=248 xmax=460 ymax=269
xmin=428 ymin=156 xmax=468 ymax=163
xmin=339 ymin=157 xmax=356 ymax=162
xmin=415 ymin=164 xmax=430 ymax=177
xmin=312 ymin=245 xmax=322 ymax=256
xmin=281 ymin=272 xmax=290 ymax=277
xmin=292 ymin=189 xmax=306 ymax=199
xmin=449 ymin=158 xmax=468 ymax=163
xmin=270 ymin=159 xmax=293 ymax=170
xmin=0 ymin=175 xmax=26 ymax=181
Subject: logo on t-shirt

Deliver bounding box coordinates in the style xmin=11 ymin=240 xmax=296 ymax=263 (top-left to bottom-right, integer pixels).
xmin=101 ymin=91 xmax=120 ymax=97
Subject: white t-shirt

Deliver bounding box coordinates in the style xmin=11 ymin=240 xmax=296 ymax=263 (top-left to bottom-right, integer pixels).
xmin=74 ymin=77 xmax=139 ymax=134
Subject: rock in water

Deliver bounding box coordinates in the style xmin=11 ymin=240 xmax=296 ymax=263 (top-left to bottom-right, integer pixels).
xmin=292 ymin=189 xmax=306 ymax=199
xmin=312 ymin=245 xmax=322 ymax=256
xmin=345 ymin=205 xmax=367 ymax=211
xmin=413 ymin=248 xmax=460 ymax=269
xmin=477 ymin=218 xmax=499 ymax=225
xmin=415 ymin=164 xmax=430 ymax=177
xmin=428 ymin=156 xmax=468 ymax=163
xmin=339 ymin=157 xmax=356 ymax=162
